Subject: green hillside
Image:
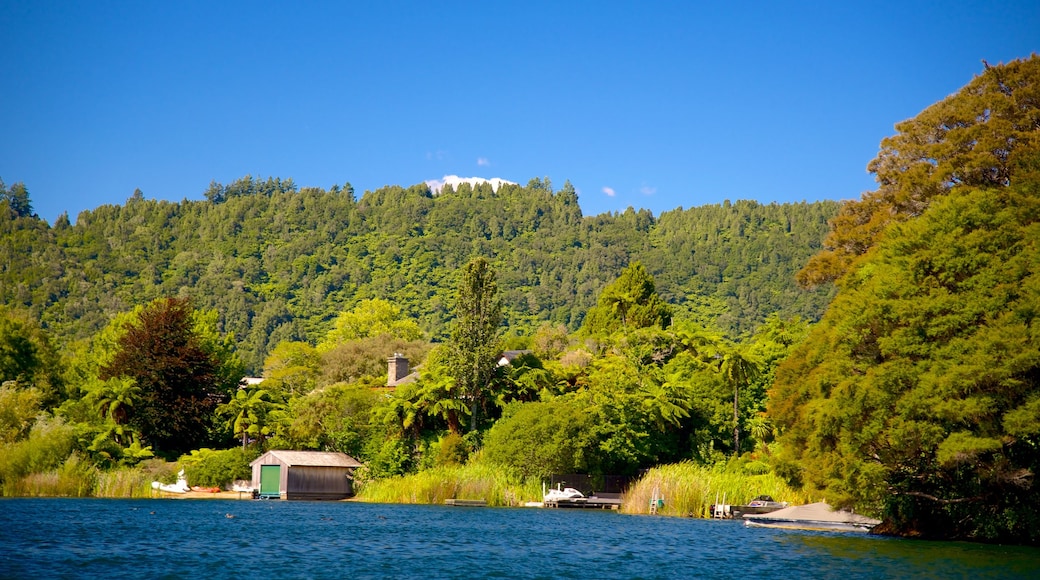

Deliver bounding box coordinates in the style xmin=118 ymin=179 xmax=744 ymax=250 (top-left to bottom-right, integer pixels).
xmin=1 ymin=177 xmax=836 ymax=372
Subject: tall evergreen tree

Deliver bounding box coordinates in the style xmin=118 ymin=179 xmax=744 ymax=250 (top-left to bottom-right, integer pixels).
xmin=445 ymin=258 xmax=502 ymax=432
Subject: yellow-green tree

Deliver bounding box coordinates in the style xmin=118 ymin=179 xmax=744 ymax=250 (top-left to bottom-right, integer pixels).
xmin=798 ymin=56 xmax=1040 ymax=287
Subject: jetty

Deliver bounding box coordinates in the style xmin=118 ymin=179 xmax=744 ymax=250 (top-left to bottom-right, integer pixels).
xmin=444 ymin=499 xmax=487 ymax=507
xmin=544 ymin=492 xmax=622 ymax=510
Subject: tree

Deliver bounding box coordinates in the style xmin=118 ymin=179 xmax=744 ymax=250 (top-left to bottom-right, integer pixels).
xmin=217 ymin=385 xmax=280 ymax=449
xmin=0 ymin=306 xmax=64 ymax=407
xmin=99 ymin=298 xmax=231 ymax=455
xmin=445 ymin=258 xmax=502 ymax=432
xmin=771 ymin=182 xmax=1040 ymax=543
xmin=318 ymin=298 xmax=425 ymax=350
xmin=580 ymin=262 xmax=671 ymax=336
xmin=262 ymin=341 xmax=320 ymax=397
xmin=798 ymin=56 xmax=1040 ymax=287
xmin=0 ymin=180 xmax=34 ymax=218
xmin=718 ymin=346 xmax=760 ymax=456
xmin=484 ymin=400 xmax=596 ymax=479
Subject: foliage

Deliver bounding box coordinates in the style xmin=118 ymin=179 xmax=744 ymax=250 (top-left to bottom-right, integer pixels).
xmin=277 ymin=382 xmax=380 ymax=457
xmin=580 ymin=262 xmax=671 ymax=335
xmin=261 ymin=341 xmax=321 ymax=397
xmin=99 ymin=297 xmax=239 ymax=456
xmin=483 ymin=400 xmax=597 ymax=479
xmin=319 ymin=298 xmax=425 ymax=349
xmin=0 ymin=180 xmax=35 ymax=218
xmin=0 ymin=384 xmax=42 ymax=444
xmin=180 ymin=447 xmax=257 ymax=488
xmin=3 ymin=452 xmax=97 ymax=498
xmin=0 ymin=306 xmax=65 ymax=407
xmin=799 ymin=55 xmax=1040 ymax=287
xmin=434 ymin=432 xmax=469 ymax=467
xmin=0 ymin=415 xmax=76 ymax=495
xmin=92 ymin=459 xmax=179 ymax=497
xmin=445 ymin=258 xmax=503 ymax=432
xmin=217 ymin=385 xmax=284 ymax=449
xmin=319 ymin=334 xmax=429 ymax=387
xmin=0 ymin=178 xmax=836 ymax=373
xmin=771 ymin=182 xmax=1040 ymax=543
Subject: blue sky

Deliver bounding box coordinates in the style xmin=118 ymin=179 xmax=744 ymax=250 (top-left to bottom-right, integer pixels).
xmin=2 ymin=1 xmax=1038 ymax=224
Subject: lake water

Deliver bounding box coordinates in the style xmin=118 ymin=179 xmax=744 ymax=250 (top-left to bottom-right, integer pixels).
xmin=0 ymin=498 xmax=1037 ymax=579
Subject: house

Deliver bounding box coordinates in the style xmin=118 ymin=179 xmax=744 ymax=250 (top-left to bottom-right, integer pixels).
xmin=249 ymin=450 xmax=363 ymax=500
xmin=498 ymin=350 xmax=532 ymax=366
xmin=387 ymin=352 xmax=419 ymax=387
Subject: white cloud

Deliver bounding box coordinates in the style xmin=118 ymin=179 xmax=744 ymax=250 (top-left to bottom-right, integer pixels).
xmin=426 ymin=175 xmax=517 ymax=194
xmin=602 ymin=186 xmax=616 ymax=197
xmin=640 ymin=185 xmax=657 ymax=196
xmin=477 ymin=157 xmax=490 ymax=167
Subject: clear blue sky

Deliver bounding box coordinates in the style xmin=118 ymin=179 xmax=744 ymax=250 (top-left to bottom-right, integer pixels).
xmin=2 ymin=1 xmax=1037 ymax=224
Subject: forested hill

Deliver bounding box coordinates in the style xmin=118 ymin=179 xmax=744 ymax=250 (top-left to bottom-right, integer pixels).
xmin=1 ymin=176 xmax=838 ymax=372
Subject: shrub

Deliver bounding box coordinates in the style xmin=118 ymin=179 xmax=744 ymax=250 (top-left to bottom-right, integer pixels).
xmin=0 ymin=415 xmax=76 ymax=495
xmin=435 ymin=432 xmax=469 ymax=466
xmin=180 ymin=448 xmax=255 ymax=488
xmin=7 ymin=452 xmax=97 ymax=497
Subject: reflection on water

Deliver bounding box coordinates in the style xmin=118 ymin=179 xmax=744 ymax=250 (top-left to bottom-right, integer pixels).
xmin=0 ymin=498 xmax=1036 ymax=579
xmin=789 ymin=533 xmax=1039 ymax=579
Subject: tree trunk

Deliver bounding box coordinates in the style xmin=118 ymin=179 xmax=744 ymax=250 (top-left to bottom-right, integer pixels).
xmin=733 ymin=384 xmax=740 ymax=456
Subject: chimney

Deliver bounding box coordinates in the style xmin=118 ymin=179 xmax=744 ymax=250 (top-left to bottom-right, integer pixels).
xmin=387 ymin=353 xmax=409 ymax=386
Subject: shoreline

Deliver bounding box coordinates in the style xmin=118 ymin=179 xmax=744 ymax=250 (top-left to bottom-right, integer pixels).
xmin=152 ymin=490 xmax=254 ymax=500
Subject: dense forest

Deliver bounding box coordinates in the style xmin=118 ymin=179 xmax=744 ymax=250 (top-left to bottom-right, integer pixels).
xmin=0 ymin=176 xmax=836 ymax=372
xmin=1 ymin=56 xmax=1037 ymax=546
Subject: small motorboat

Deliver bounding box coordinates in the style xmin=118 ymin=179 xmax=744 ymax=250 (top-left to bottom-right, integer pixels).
xmin=543 ymin=487 xmax=585 ymax=502
xmin=730 ymin=495 xmax=788 ymax=518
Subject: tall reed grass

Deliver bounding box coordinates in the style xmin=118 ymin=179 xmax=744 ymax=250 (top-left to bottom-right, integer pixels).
xmin=357 ymin=461 xmax=542 ymax=506
xmin=4 ymin=453 xmax=97 ymax=497
xmin=95 ymin=467 xmax=154 ymax=498
xmin=622 ymin=461 xmax=813 ymax=517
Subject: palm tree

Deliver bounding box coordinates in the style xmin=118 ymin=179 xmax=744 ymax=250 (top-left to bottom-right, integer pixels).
xmin=88 ymin=377 xmax=141 ymax=425
xmin=218 ymin=386 xmax=278 ymax=449
xmin=719 ymin=347 xmax=761 ymax=456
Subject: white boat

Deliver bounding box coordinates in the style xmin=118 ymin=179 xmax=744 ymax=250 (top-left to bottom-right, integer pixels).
xmin=744 ymin=502 xmax=881 ymax=533
xmin=543 ymin=487 xmax=585 ymax=502
xmin=151 ymin=469 xmax=190 ymax=494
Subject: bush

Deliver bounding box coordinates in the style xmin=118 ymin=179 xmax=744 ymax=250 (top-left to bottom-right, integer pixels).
xmin=435 ymin=432 xmax=469 ymax=466
xmin=180 ymin=448 xmax=256 ymax=488
xmin=0 ymin=415 xmax=76 ymax=495
xmin=5 ymin=452 xmax=97 ymax=497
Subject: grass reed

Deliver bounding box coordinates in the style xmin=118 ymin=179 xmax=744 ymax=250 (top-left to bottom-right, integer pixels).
xmin=621 ymin=461 xmax=812 ymax=517
xmin=5 ymin=453 xmax=97 ymax=497
xmin=357 ymin=461 xmax=542 ymax=506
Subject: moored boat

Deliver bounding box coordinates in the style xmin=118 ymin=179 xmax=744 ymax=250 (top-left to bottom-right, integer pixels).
xmin=744 ymin=502 xmax=881 ymax=533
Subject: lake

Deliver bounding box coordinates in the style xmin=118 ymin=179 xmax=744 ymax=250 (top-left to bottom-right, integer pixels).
xmin=0 ymin=498 xmax=1036 ymax=579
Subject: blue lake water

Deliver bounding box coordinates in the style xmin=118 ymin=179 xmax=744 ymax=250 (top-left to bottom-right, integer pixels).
xmin=0 ymin=498 xmax=1037 ymax=579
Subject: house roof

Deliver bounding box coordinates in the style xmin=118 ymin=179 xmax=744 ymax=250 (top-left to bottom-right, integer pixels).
xmin=250 ymin=450 xmax=363 ymax=468
xmin=498 ymin=350 xmax=532 ymax=365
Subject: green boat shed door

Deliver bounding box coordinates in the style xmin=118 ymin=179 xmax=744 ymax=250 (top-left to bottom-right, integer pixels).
xmin=259 ymin=465 xmax=280 ymax=499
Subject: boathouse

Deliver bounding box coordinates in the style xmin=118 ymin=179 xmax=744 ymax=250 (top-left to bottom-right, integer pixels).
xmin=249 ymin=450 xmax=363 ymax=500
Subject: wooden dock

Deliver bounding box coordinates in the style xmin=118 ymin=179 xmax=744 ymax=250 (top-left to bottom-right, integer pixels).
xmin=544 ymin=494 xmax=622 ymax=510
xmin=444 ymin=499 xmax=487 ymax=507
